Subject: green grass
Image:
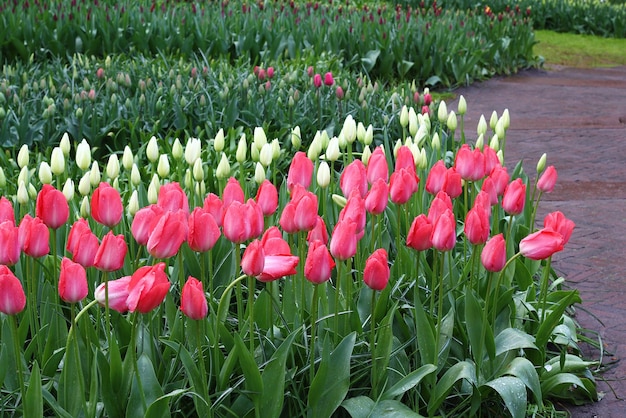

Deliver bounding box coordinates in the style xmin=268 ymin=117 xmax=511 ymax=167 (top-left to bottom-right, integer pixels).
xmin=534 ymin=30 xmax=626 ymax=68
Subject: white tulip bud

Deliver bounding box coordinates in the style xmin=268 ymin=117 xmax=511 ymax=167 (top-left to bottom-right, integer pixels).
xmin=0 ymin=167 xmax=5 ymax=188
xmin=271 ymin=138 xmax=281 ymax=160
xmin=291 ymin=126 xmax=301 ymax=149
xmin=475 ymin=134 xmax=484 ymax=150
xmin=213 ymin=128 xmax=225 ymax=153
xmin=216 ymin=153 xmax=231 ymax=179
xmin=356 ymin=122 xmax=366 ymax=144
xmin=18 ymin=166 xmax=30 ymax=186
xmin=28 ymin=183 xmax=37 ymax=200
xmin=106 ymin=154 xmax=120 ymax=180
xmin=361 ymin=145 xmax=372 ymax=166
xmin=76 ymin=139 xmax=91 ymax=171
xmin=193 ymin=158 xmax=204 ymax=181
xmin=250 ymin=143 xmax=260 ymax=162
xmin=399 ymin=105 xmax=409 ymax=128
xmin=59 ymin=132 xmax=71 ymax=156
xmin=50 ymin=147 xmax=65 ymax=175
xmin=17 ymin=182 xmax=29 ymax=204
xmin=342 ymin=115 xmax=357 ymax=144
xmin=501 ymin=109 xmax=510 ymax=129
xmin=457 ymin=95 xmax=467 ymax=116
xmin=495 ymin=118 xmax=505 ymax=140
xmin=364 ymin=124 xmax=374 ymax=146
xmin=417 ymin=148 xmax=428 ymax=170
xmin=537 ymin=153 xmax=547 ymax=174
xmin=236 ymin=134 xmax=247 ymax=163
xmin=184 ymin=137 xmax=201 ymax=166
xmin=80 ymin=196 xmax=90 ymax=218
xmin=172 ymin=138 xmax=183 ymax=161
xmin=477 ymin=115 xmax=488 ymax=136
xmin=147 ymin=174 xmax=160 ymax=204
xmin=63 ymin=178 xmax=74 ymax=201
xmin=38 ymin=161 xmax=52 ymax=184
xmin=431 ymin=132 xmax=440 ymax=150
xmin=393 ymin=139 xmax=402 ymax=157
xmin=259 ymin=143 xmax=273 ymax=167
xmin=408 ymin=107 xmax=418 ymax=137
xmin=437 ymin=101 xmax=448 ymax=123
xmin=489 ymin=111 xmax=498 ymax=130
xmin=146 ymin=136 xmax=159 ymax=163
xmin=497 ymin=150 xmax=504 ymax=166
xmin=157 ymin=154 xmax=170 ymax=178
xmin=489 ymin=134 xmax=500 ymax=151
xmin=317 ymin=161 xmax=331 ymax=188
xmin=78 ymin=172 xmax=91 ymax=196
xmin=254 ymin=162 xmax=266 ymax=185
xmin=122 ymin=145 xmax=134 ymax=170
xmin=131 ymin=164 xmax=141 ymax=186
xmin=447 ymin=111 xmax=457 ymax=131
xmin=331 ymin=193 xmax=347 ymax=208
xmin=325 ymin=137 xmax=341 ymax=162
xmin=89 ymin=161 xmax=101 ymax=186
xmin=253 ymin=127 xmax=267 ymax=151
xmin=17 ymin=144 xmax=29 ymax=168
xmin=184 ymin=169 xmax=193 ymax=189
xmin=128 ymin=190 xmax=139 ymax=216
xmin=307 ymin=134 xmax=322 ymax=160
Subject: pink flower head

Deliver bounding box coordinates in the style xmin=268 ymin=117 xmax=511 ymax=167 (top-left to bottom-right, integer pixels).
xmin=0 ymin=196 xmax=15 ymax=225
xmin=147 ymin=209 xmax=189 ymax=259
xmin=313 ymin=73 xmax=322 ymax=88
xmin=181 ymin=276 xmax=208 ymax=320
xmin=287 ymin=152 xmax=314 ymax=192
xmin=241 ymin=240 xmax=265 ymax=277
xmin=94 ymin=231 xmax=128 ymax=272
xmin=95 ymin=276 xmax=132 ymax=313
xmin=324 ymin=72 xmax=334 ymax=86
xmin=481 ymin=234 xmax=507 ymax=272
xmin=367 ymin=146 xmax=389 ymax=184
xmin=255 ymin=179 xmax=279 ymax=216
xmin=188 ymin=207 xmax=221 ymax=252
xmin=307 ymin=217 xmax=329 ymax=245
xmin=543 ymin=211 xmax=575 ymax=246
xmin=59 ymin=257 xmax=88 ymax=303
xmin=394 ymin=145 xmax=416 ymax=174
xmin=304 ymin=240 xmax=335 ymax=284
xmin=502 ymin=178 xmax=526 ymax=215
xmin=157 ymin=182 xmax=189 ymax=213
xmin=126 ymin=262 xmax=170 ymax=313
xmin=0 ymin=220 xmax=20 ymax=266
xmin=389 ymin=167 xmax=419 ymax=205
xmin=519 ymin=228 xmax=564 ymax=260
xmin=91 ymin=182 xmax=123 ymax=227
xmin=464 ymin=206 xmax=490 ymax=245
xmin=339 ymin=190 xmax=366 ymax=239
xmin=18 ymin=214 xmax=49 ymax=258
xmin=537 ymin=165 xmax=558 ymax=193
xmin=36 ymin=184 xmax=69 ymax=229
xmin=363 ymin=248 xmax=390 ymax=291
xmin=203 ymin=193 xmax=224 ymax=227
xmin=0 ymin=265 xmax=26 ymax=314
xmin=222 ymin=177 xmax=246 ymax=208
xmin=365 ymin=178 xmax=389 ymax=215
xmin=330 ymin=219 xmax=358 ymax=261
xmin=340 ymin=159 xmax=368 ymax=198
xmin=431 ymin=209 xmax=456 ymax=251
xmin=131 ymin=204 xmax=165 ymax=246
xmin=406 ymin=214 xmax=433 ymax=251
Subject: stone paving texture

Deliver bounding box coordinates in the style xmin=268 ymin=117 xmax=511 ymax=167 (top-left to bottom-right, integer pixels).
xmin=452 ymin=65 xmax=626 ymax=417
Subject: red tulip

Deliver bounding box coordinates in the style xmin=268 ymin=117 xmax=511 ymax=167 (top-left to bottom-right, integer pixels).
xmin=157 ymin=182 xmax=189 ymax=213
xmin=258 ymin=253 xmax=299 ymax=282
xmin=0 ymin=220 xmax=20 ymax=265
xmin=131 ymin=204 xmax=165 ymax=246
xmin=394 ymin=145 xmax=415 ymax=174
xmin=278 ymin=201 xmax=298 ymax=234
xmin=36 ymin=184 xmax=69 ymax=229
xmin=363 ymin=248 xmax=390 ymax=291
xmin=339 ymin=190 xmax=366 ymax=239
xmin=330 ymin=219 xmax=358 ymax=261
xmin=255 ymin=179 xmax=279 ymax=216
xmin=67 ymin=219 xmax=99 ymax=268
xmin=431 ymin=209 xmax=456 ymax=251
xmin=203 ymin=193 xmax=224 ymax=227
xmin=489 ymin=166 xmax=510 ymax=196
xmin=181 ymin=276 xmax=208 ymax=320
xmin=464 ymin=206 xmax=490 ymax=245
xmin=482 ymin=146 xmax=501 ymax=175
xmin=18 ymin=215 xmax=49 ymax=258
xmin=241 ymin=240 xmax=265 ymax=277
xmin=543 ymin=211 xmax=575 ymax=246
xmin=126 ymin=263 xmax=170 ymax=313
xmin=324 ymin=72 xmax=334 ymax=86
xmin=502 ymin=178 xmax=526 ymax=215
xmin=222 ymin=177 xmax=245 ymax=208
xmin=0 ymin=265 xmax=26 ymax=314
xmin=427 ymin=191 xmax=453 ymax=223
xmin=340 ymin=160 xmax=368 ymax=198
xmin=307 ymin=217 xmax=329 ymax=245
xmin=425 ymin=160 xmax=447 ymax=195
xmin=366 ymin=146 xmax=389 ymax=184
xmin=304 ymin=240 xmax=335 ymax=284
xmin=313 ymin=73 xmax=322 ymax=88
xmin=95 ymin=275 xmax=131 ymax=313
xmin=261 ymin=226 xmax=291 ymax=255
xmin=147 ymin=210 xmax=189 ymax=258
xmin=287 ymin=151 xmax=314 ymax=192
xmin=406 ymin=214 xmax=433 ymax=251
xmin=223 ymin=200 xmax=262 ymax=244
xmin=94 ymin=231 xmax=128 ymax=272
xmin=188 ymin=207 xmax=221 ymax=252
xmin=365 ymin=178 xmax=389 ymax=215
xmin=480 ymin=177 xmax=499 ymax=206
xmin=245 ymin=199 xmax=265 ymax=239
xmin=293 ymin=188 xmax=319 ymax=232
xmin=519 ymin=229 xmax=564 ymax=260
xmin=442 ymin=167 xmax=463 ymax=199
xmin=389 ymin=167 xmax=419 ymax=205
xmin=537 ymin=166 xmax=557 ymax=193
xmin=481 ymin=234 xmax=507 ymax=272
xmin=91 ymin=182 xmax=123 ymax=227
xmin=454 ymin=144 xmax=485 ymax=181
xmin=58 ymin=257 xmax=88 ymax=303
xmin=0 ymin=196 xmax=15 ymax=225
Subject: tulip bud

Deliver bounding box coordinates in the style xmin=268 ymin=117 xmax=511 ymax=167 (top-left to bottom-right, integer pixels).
xmin=399 ymin=105 xmax=409 ymax=127
xmin=431 ymin=132 xmax=440 ymax=150
xmin=457 ymin=95 xmax=467 ymax=116
xmin=495 ymin=118 xmax=505 ymax=139
xmin=50 ymin=147 xmax=65 ymax=175
xmin=331 ymin=193 xmax=347 ymax=208
xmin=146 ymin=136 xmax=159 ymax=163
xmin=356 ymin=122 xmax=366 ymax=144
xmin=17 ymin=182 xmax=29 ymax=204
xmin=17 ymin=144 xmax=29 ymax=168
xmin=189 ymin=159 xmax=202 ymax=182
xmin=307 ymin=135 xmax=322 ymax=160
xmin=342 ymin=115 xmax=357 ymax=144
xmin=128 ymin=190 xmax=139 ymax=216
xmin=184 ymin=137 xmax=201 ymax=166
xmin=361 ymin=145 xmax=372 ymax=165
xmin=254 ymin=162 xmax=266 ymax=185
xmin=291 ymin=126 xmax=302 ymax=149
xmin=80 ymin=196 xmax=90 ymax=218
xmin=89 ymin=162 xmax=101 ymax=187
xmin=253 ymin=126 xmax=267 ymax=151
xmin=172 ymin=138 xmax=183 ymax=161
xmin=501 ymin=109 xmax=510 ymax=129
xmin=216 ymin=153 xmax=231 ymax=179
xmin=271 ymin=138 xmax=281 ymax=160
xmin=250 ymin=143 xmax=260 ymax=162
xmin=477 ymin=115 xmax=488 ymax=136
xmin=446 ymin=111 xmax=457 ymax=131
xmin=76 ymin=139 xmax=91 ymax=171
xmin=236 ymin=134 xmax=247 ymax=163
xmin=489 ymin=111 xmax=498 ymax=130
xmin=78 ymin=172 xmax=91 ymax=196
xmin=317 ymin=161 xmax=331 ymax=188
xmin=59 ymin=132 xmax=71 ymax=156
xmin=106 ymin=154 xmax=120 ymax=180
xmin=157 ymin=154 xmax=170 ymax=178
xmin=18 ymin=166 xmax=30 ymax=187
xmin=122 ymin=146 xmax=134 ymax=170
xmin=325 ymin=137 xmax=341 ymax=162
xmin=364 ymin=124 xmax=374 ymax=146
xmin=537 ymin=153 xmax=547 ymax=174
xmin=259 ymin=143 xmax=273 ymax=167
xmin=63 ymin=178 xmax=74 ymax=201
xmin=28 ymin=183 xmax=37 ymax=200
xmin=408 ymin=107 xmax=418 ymax=137
xmin=214 ymin=128 xmax=225 ymax=153
xmin=131 ymin=164 xmax=141 ymax=186
xmin=437 ymin=101 xmax=448 ymax=123
xmin=497 ymin=150 xmax=504 ymax=166
xmin=0 ymin=167 xmax=5 ymax=188
xmin=148 ymin=175 xmax=160 ymax=204
xmin=39 ymin=161 xmax=53 ymax=184
xmin=489 ymin=134 xmax=499 ymax=151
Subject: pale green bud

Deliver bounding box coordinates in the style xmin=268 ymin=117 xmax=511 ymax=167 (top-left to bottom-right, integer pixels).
xmin=489 ymin=134 xmax=500 ymax=151
xmin=250 ymin=143 xmax=260 ymax=162
xmin=50 ymin=147 xmax=65 ymax=175
xmin=18 ymin=166 xmax=30 ymax=186
xmin=184 ymin=169 xmax=193 ymax=189
xmin=236 ymin=134 xmax=247 ymax=163
xmin=431 ymin=132 xmax=441 ymax=150
xmin=112 ymin=178 xmax=120 ymax=191
xmin=331 ymin=193 xmax=347 ymax=208
xmin=317 ymin=161 xmax=331 ymax=188
xmin=59 ymin=132 xmax=71 ymax=156
xmin=89 ymin=161 xmax=101 ymax=187
xmin=38 ymin=161 xmax=52 ymax=184
xmin=457 ymin=95 xmax=467 ymax=116
xmin=307 ymin=135 xmax=322 ymax=161
xmin=497 ymin=150 xmax=504 ymax=166
xmin=475 ymin=134 xmax=484 ymax=150
xmin=356 ymin=122 xmax=366 ymax=144
xmin=337 ymin=132 xmax=348 ymax=149
xmin=28 ymin=183 xmax=38 ymax=200
xmin=393 ymin=139 xmax=402 ymax=157
xmin=404 ymin=136 xmax=414 ymax=147
xmin=76 ymin=139 xmax=91 ymax=171
xmin=214 ymin=128 xmax=225 ymax=153
xmin=122 ymin=146 xmax=134 ymax=170
xmin=63 ymin=178 xmax=74 ymax=201
xmin=17 ymin=144 xmax=29 ymax=169
xmin=495 ymin=118 xmax=505 ymax=139
xmin=80 ymin=196 xmax=90 ymax=218
xmin=320 ymin=130 xmax=330 ymax=150
xmin=415 ymin=124 xmax=428 ymax=147
xmin=78 ymin=172 xmax=91 ymax=196
xmin=408 ymin=107 xmax=418 ymax=137
xmin=325 ymin=137 xmax=341 ymax=162
xmin=106 ymin=153 xmax=120 ymax=180
xmin=291 ymin=126 xmax=302 ymax=149
xmin=342 ymin=114 xmax=357 ymax=144
xmin=216 ymin=153 xmax=231 ymax=179
xmin=411 ymin=143 xmax=421 ymax=166
xmin=502 ymin=109 xmax=510 ymax=129
xmin=193 ymin=158 xmax=204 ymax=181
xmin=128 ymin=190 xmax=139 ymax=216
xmin=157 ymin=154 xmax=170 ymax=178
xmin=537 ymin=153 xmax=547 ymax=174
xmin=364 ymin=124 xmax=374 ymax=146
xmin=437 ymin=101 xmax=448 ymax=123
xmin=253 ymin=126 xmax=267 ymax=151
xmin=184 ymin=137 xmax=201 ymax=165
xmin=148 ymin=175 xmax=160 ymax=204
xmin=417 ymin=147 xmax=428 ymax=170
xmin=254 ymin=162 xmax=266 ymax=185
xmin=259 ymin=143 xmax=273 ymax=167
xmin=146 ymin=136 xmax=159 ymax=163
xmin=361 ymin=145 xmax=372 ymax=166
xmin=17 ymin=182 xmax=29 ymax=205
xmin=131 ymin=164 xmax=141 ymax=186
xmin=399 ymin=105 xmax=409 ymax=128
xmin=489 ymin=111 xmax=498 ymax=130
xmin=0 ymin=167 xmax=5 ymax=188
xmin=271 ymin=138 xmax=280 ymax=160
xmin=446 ymin=110 xmax=457 ymax=131
xmin=172 ymin=138 xmax=183 ymax=161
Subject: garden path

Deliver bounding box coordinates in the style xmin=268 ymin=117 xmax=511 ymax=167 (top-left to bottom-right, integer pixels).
xmin=452 ymin=65 xmax=626 ymax=417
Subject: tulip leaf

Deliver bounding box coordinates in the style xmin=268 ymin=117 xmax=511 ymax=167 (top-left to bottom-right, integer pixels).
xmin=24 ymin=361 xmax=43 ymax=418
xmin=381 ymin=364 xmax=437 ymax=400
xmin=58 ymin=333 xmax=85 ymax=416
xmin=464 ymin=289 xmax=484 ymax=363
xmin=126 ymin=354 xmax=167 ymax=418
xmin=361 ymin=49 xmax=381 ymax=72
xmin=495 ymin=328 xmax=538 ymax=357
xmin=540 ymin=373 xmax=590 ymax=398
xmin=412 ymin=292 xmax=436 ymax=366
xmin=342 ymin=396 xmax=426 ymax=418
xmin=308 ymin=332 xmax=356 ymax=418
xmin=535 ymin=290 xmax=578 ymax=350
xmin=427 ymin=361 xmax=476 ymax=415
xmin=96 ymin=349 xmax=124 ymax=418
xmin=144 ymin=389 xmax=186 ymax=418
xmin=372 ymin=309 xmax=395 ymax=394
xmin=259 ymin=330 xmax=298 ymax=418
xmin=234 ymin=334 xmax=263 ymax=402
xmin=484 ymin=376 xmax=527 ymax=418
xmin=502 ymin=357 xmax=543 ymax=406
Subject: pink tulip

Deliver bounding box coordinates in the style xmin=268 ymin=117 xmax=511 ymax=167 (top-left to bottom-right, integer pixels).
xmin=94 ymin=231 xmax=128 ymax=272
xmin=255 ymin=179 xmax=279 ymax=216
xmin=203 ymin=193 xmax=224 ymax=227
xmin=330 ymin=219 xmax=358 ymax=261
xmin=340 ymin=160 xmax=368 ymax=198
xmin=36 ymin=184 xmax=69 ymax=229
xmin=454 ymin=144 xmax=485 ymax=181
xmin=366 ymin=146 xmax=389 ymax=184
xmin=480 ymin=177 xmax=499 ymax=206
xmin=442 ymin=167 xmax=463 ymax=199
xmin=18 ymin=215 xmax=49 ymax=258
xmin=157 ymin=182 xmax=189 ymax=213
xmin=181 ymin=276 xmax=208 ymax=320
xmin=261 ymin=226 xmax=291 ymax=255
xmin=304 ymin=240 xmax=335 ymax=284
xmin=67 ymin=219 xmax=99 ymax=268
xmin=147 ymin=210 xmax=189 ymax=259
xmin=425 ymin=160 xmax=447 ymax=195
xmin=519 ymin=229 xmax=565 ymax=260
xmin=406 ymin=214 xmax=433 ymax=251
xmin=287 ymin=152 xmax=314 ymax=192
xmin=339 ymin=190 xmax=366 ymax=239
xmin=389 ymin=167 xmax=419 ymax=205
xmin=365 ymin=178 xmax=389 ymax=215
xmin=0 ymin=265 xmax=26 ymax=314
xmin=537 ymin=166 xmax=558 ymax=193
xmin=394 ymin=146 xmax=416 ymax=174
xmin=482 ymin=146 xmax=501 ymax=175
xmin=489 ymin=166 xmax=510 ymax=196
xmin=431 ymin=209 xmax=457 ymax=251
xmin=502 ymin=178 xmax=526 ymax=215
xmin=481 ymin=234 xmax=507 ymax=272
xmin=292 ymin=188 xmax=319 ymax=232
xmin=543 ymin=211 xmax=575 ymax=246
xmin=126 ymin=263 xmax=170 ymax=313
xmin=464 ymin=206 xmax=490 ymax=245
xmin=188 ymin=207 xmax=221 ymax=253
xmin=58 ymin=257 xmax=88 ymax=303
xmin=307 ymin=217 xmax=329 ymax=245
xmin=91 ymin=182 xmax=123 ymax=227
xmin=324 ymin=72 xmax=334 ymax=86
xmin=0 ymin=196 xmax=15 ymax=225
xmin=363 ymin=249 xmax=390 ymax=291
xmin=241 ymin=240 xmax=265 ymax=277
xmin=313 ymin=73 xmax=322 ymax=88
xmin=222 ymin=177 xmax=245 ymax=208
xmin=131 ymin=204 xmax=165 ymax=246
xmin=94 ymin=275 xmax=132 ymax=313
xmin=427 ymin=191 xmax=453 ymax=223
xmin=278 ymin=202 xmax=298 ymax=234
xmin=223 ymin=200 xmax=262 ymax=244
xmin=258 ymin=253 xmax=299 ymax=283
xmin=0 ymin=220 xmax=20 ymax=266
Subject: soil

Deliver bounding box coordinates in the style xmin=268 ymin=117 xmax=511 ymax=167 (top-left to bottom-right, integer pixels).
xmin=451 ymin=65 xmax=626 ymax=417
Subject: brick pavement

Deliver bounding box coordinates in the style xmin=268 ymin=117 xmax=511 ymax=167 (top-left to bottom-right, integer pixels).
xmin=452 ymin=66 xmax=626 ymax=417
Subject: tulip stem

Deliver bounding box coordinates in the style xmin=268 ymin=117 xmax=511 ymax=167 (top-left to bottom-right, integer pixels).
xmin=103 ymin=271 xmax=111 ymax=347
xmin=434 ymin=252 xmax=444 ymax=367
xmin=130 ymin=312 xmax=148 ymax=413
xmin=309 ymin=283 xmax=320 ymax=384
xmin=9 ymin=315 xmax=25 ymax=410
xmin=195 ymin=319 xmax=213 ymax=417
xmin=491 ymin=252 xmax=521 ymax=327
xmin=235 ymin=245 xmax=243 ymax=332
xmin=248 ymin=274 xmax=255 ymax=353
xmin=370 ymin=288 xmax=378 ymax=398
xmin=334 ymin=260 xmax=343 ymax=345
xmin=539 ymin=257 xmax=552 ymax=324
xmin=26 ymin=257 xmax=41 ymax=361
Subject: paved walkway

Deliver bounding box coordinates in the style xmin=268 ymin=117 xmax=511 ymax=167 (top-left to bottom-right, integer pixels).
xmin=453 ymin=65 xmax=626 ymax=417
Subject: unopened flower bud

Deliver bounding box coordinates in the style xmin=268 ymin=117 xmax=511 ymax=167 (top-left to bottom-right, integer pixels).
xmin=236 ymin=134 xmax=247 ymax=163
xmin=489 ymin=134 xmax=499 ymax=150
xmin=307 ymin=135 xmax=322 ymax=160
xmin=17 ymin=182 xmax=29 ymax=204
xmin=147 ymin=175 xmax=160 ymax=204
xmin=216 ymin=153 xmax=231 ymax=179
xmin=356 ymin=122 xmax=366 ymax=144
xmin=106 ymin=154 xmax=120 ymax=180
xmin=417 ymin=147 xmax=428 ymax=170
xmin=477 ymin=115 xmax=488 ymax=136
xmin=317 ymin=161 xmax=331 ymax=188
xmin=128 ymin=190 xmax=139 ymax=216
xmin=254 ymin=162 xmax=266 ymax=184
xmin=185 ymin=137 xmax=201 ymax=165
xmin=447 ymin=111 xmax=457 ymax=131
xmin=475 ymin=134 xmax=484 ymax=150
xmin=399 ymin=105 xmax=409 ymax=128
xmin=291 ymin=126 xmax=302 ymax=149
xmin=60 ymin=132 xmax=71 ymax=156
xmin=90 ymin=161 xmax=101 ymax=187
xmin=361 ymin=145 xmax=372 ymax=165
xmin=342 ymin=115 xmax=357 ymax=144
xmin=250 ymin=143 xmax=260 ymax=162
xmin=325 ymin=137 xmax=341 ymax=162
xmin=172 ymin=138 xmax=183 ymax=161
xmin=501 ymin=109 xmax=510 ymax=129
xmin=157 ymin=154 xmax=170 ymax=178
xmin=193 ymin=159 xmax=204 ymax=181
xmin=364 ymin=124 xmax=374 ymax=146
xmin=332 ymin=193 xmax=347 ymax=208
xmin=537 ymin=153 xmax=547 ymax=174
xmin=457 ymin=95 xmax=467 ymax=116
xmin=495 ymin=119 xmax=505 ymax=139
xmin=17 ymin=144 xmax=29 ymax=168
xmin=259 ymin=143 xmax=273 ymax=167
xmin=497 ymin=150 xmax=504 ymax=166
xmin=393 ymin=139 xmax=402 ymax=157
xmin=431 ymin=132 xmax=441 ymax=150
xmin=0 ymin=167 xmax=5 ymax=188
xmin=408 ymin=107 xmax=418 ymax=137
xmin=146 ymin=136 xmax=159 ymax=163
xmin=50 ymin=147 xmax=65 ymax=175
xmin=80 ymin=196 xmax=90 ymax=218
xmin=63 ymin=178 xmax=74 ymax=201
xmin=122 ymin=146 xmax=134 ymax=170
xmin=131 ymin=164 xmax=141 ymax=186
xmin=76 ymin=139 xmax=91 ymax=170
xmin=253 ymin=127 xmax=267 ymax=151
xmin=184 ymin=169 xmax=193 ymax=189
xmin=271 ymin=138 xmax=280 ymax=160
xmin=489 ymin=111 xmax=498 ymax=130
xmin=437 ymin=101 xmax=448 ymax=123
xmin=214 ymin=128 xmax=225 ymax=153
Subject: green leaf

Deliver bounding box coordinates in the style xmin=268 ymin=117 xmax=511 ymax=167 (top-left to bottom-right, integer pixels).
xmin=540 ymin=373 xmax=590 ymax=398
xmin=96 ymin=350 xmax=124 ymax=418
xmin=144 ymin=389 xmax=186 ymax=418
xmin=503 ymin=357 xmax=542 ymax=406
xmin=218 ymin=343 xmax=238 ymax=391
xmin=542 ymin=354 xmax=598 ymax=379
xmin=413 ymin=293 xmax=436 ymax=366
xmin=341 ymin=396 xmax=375 ymax=418
xmin=25 ymin=361 xmax=43 ymax=418
xmin=234 ymin=333 xmax=263 ymax=401
xmin=382 ymin=364 xmax=437 ymax=400
xmin=373 ymin=309 xmax=395 ymax=393
xmin=536 ymin=291 xmax=578 ymax=349
xmin=308 ymin=333 xmax=356 ymax=418
xmin=361 ymin=49 xmax=381 ymax=72
xmin=259 ymin=330 xmax=298 ymax=418
xmin=464 ymin=289 xmax=484 ymax=362
xmin=484 ymin=376 xmax=527 ymax=418
xmin=126 ymin=354 xmax=167 ymax=418
xmin=495 ymin=328 xmax=538 ymax=357
xmin=58 ymin=335 xmax=85 ymax=416
xmin=427 ymin=361 xmax=476 ymax=415
xmin=342 ymin=396 xmax=426 ymax=418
